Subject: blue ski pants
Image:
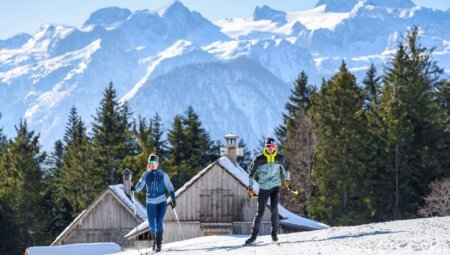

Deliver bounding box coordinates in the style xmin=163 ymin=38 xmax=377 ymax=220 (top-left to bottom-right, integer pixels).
xmin=147 ymin=201 xmax=167 ymax=234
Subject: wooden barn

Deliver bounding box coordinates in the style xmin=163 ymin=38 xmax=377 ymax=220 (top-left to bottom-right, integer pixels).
xmin=125 ymin=134 xmax=328 ymax=245
xmin=51 ymin=169 xmax=147 ymax=248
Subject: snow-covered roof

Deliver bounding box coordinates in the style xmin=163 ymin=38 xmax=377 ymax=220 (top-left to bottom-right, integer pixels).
xmin=125 ymin=157 xmax=328 ymax=238
xmin=52 ymin=184 xmax=147 ymax=245
xmin=26 ymin=242 xmax=121 ymax=255
xmin=109 ymin=184 xmax=147 ymax=221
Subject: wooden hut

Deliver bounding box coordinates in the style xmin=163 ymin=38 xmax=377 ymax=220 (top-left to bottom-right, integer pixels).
xmin=51 ymin=169 xmax=147 ymax=248
xmin=125 ymin=134 xmax=328 ymax=245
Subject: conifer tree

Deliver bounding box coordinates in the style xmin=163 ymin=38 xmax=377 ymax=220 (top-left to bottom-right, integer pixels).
xmin=275 ymin=72 xmax=313 ymax=148
xmin=378 ymin=27 xmax=449 ymax=219
xmin=92 ymin=82 xmax=133 ymax=186
xmin=310 ymin=62 xmax=372 ymax=225
xmin=0 ymin=121 xmax=49 ymax=252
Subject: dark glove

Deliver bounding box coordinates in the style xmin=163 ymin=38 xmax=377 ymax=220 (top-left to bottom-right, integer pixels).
xmin=247 ymin=187 xmax=255 ymax=199
xmin=131 ymin=185 xmax=135 ymax=192
xmin=168 ymin=201 xmax=176 ymax=209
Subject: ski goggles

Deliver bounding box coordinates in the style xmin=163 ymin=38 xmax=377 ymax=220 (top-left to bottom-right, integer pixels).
xmin=265 ymin=143 xmax=276 ymax=149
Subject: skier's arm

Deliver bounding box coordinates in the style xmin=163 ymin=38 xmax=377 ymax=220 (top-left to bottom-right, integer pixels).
xmin=248 ymin=158 xmax=260 ymax=188
xmin=134 ymin=171 xmax=148 ymax=192
xmin=281 ymin=158 xmax=291 ymax=182
xmin=163 ymin=172 xmax=176 ymax=202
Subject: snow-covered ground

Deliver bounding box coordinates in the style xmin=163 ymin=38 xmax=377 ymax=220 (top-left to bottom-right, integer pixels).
xmin=112 ymin=217 xmax=450 ymax=255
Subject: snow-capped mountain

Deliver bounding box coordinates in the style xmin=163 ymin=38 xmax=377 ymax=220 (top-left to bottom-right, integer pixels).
xmin=0 ymin=0 xmax=449 ymax=150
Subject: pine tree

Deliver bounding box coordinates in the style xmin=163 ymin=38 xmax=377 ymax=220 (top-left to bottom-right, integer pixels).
xmin=310 ymin=62 xmax=372 ymax=225
xmin=361 ymin=65 xmax=386 ymax=221
xmin=378 ymin=27 xmax=449 ymax=219
xmin=61 ymin=107 xmax=98 ymax=216
xmin=42 ymin=140 xmax=74 ymax=237
xmin=275 ymin=72 xmax=313 ymax=148
xmin=0 ymin=121 xmax=49 ymax=252
xmin=275 ymin=72 xmax=317 ymax=216
xmin=92 ymin=82 xmax=133 ymax=186
xmin=167 ymin=107 xmax=218 ymax=189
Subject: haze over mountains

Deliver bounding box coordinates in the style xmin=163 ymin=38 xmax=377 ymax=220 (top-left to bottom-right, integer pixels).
xmin=1 ymin=0 xmax=449 ymax=150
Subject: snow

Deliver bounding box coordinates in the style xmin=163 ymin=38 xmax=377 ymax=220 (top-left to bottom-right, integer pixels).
xmin=27 ymin=242 xmax=121 ymax=255
xmin=110 ymin=217 xmax=450 ymax=255
xmin=110 ymin=184 xmax=147 ymax=221
xmin=215 ymin=5 xmax=351 ymax=37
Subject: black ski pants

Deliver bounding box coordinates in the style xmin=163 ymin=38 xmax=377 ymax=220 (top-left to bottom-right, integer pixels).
xmin=251 ymin=186 xmax=280 ymax=236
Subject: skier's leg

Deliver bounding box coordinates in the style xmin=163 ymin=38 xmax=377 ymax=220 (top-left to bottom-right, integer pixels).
xmin=146 ymin=203 xmax=157 ymax=235
xmin=146 ymin=203 xmax=157 ymax=250
xmin=155 ymin=202 xmax=167 ymax=252
xmin=246 ymin=189 xmax=269 ymax=244
xmin=252 ymin=189 xmax=269 ymax=236
xmin=269 ymin=187 xmax=280 ymax=241
xmin=155 ymin=202 xmax=167 ymax=234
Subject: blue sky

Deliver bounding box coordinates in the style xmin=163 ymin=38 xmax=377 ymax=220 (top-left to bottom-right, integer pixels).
xmin=0 ymin=0 xmax=449 ymax=39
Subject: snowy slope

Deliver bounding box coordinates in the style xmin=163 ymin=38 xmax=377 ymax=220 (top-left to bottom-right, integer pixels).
xmin=27 ymin=242 xmax=121 ymax=255
xmin=1 ymin=0 xmax=449 ymax=151
xmin=112 ymin=217 xmax=450 ymax=255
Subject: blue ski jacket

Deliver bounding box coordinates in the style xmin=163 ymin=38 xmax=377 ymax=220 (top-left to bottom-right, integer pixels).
xmin=135 ymin=168 xmax=176 ymax=204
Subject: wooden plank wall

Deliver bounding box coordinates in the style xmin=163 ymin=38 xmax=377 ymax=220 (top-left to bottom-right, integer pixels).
xmin=59 ymin=191 xmax=141 ymax=247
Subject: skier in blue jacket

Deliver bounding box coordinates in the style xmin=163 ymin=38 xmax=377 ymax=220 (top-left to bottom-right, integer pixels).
xmin=133 ymin=154 xmax=176 ymax=253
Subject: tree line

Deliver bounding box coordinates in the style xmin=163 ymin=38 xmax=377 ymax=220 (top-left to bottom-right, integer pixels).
xmin=276 ymin=28 xmax=449 ymax=225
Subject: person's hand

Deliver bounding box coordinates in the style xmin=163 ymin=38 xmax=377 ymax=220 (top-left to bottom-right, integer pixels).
xmin=168 ymin=201 xmax=176 ymax=209
xmin=247 ymin=187 xmax=255 ymax=199
xmin=284 ymin=180 xmax=292 ymax=190
xmin=131 ymin=185 xmax=135 ymax=192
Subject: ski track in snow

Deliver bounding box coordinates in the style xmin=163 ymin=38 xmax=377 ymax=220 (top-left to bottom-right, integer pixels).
xmin=112 ymin=217 xmax=450 ymax=255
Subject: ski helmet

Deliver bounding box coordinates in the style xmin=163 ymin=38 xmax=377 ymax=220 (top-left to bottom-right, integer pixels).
xmin=265 ymin=137 xmax=277 ymax=149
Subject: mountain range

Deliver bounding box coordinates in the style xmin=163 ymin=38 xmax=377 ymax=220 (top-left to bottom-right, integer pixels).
xmin=1 ymin=0 xmax=449 ymax=150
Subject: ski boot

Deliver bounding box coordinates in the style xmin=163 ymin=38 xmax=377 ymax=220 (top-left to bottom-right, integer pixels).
xmin=244 ymin=234 xmax=257 ymax=246
xmin=155 ymin=232 xmax=163 ymax=252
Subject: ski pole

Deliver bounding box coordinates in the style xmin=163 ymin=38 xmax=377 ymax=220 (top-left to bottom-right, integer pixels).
xmin=132 ymin=191 xmax=142 ymax=255
xmin=286 ymin=185 xmax=300 ymax=195
xmin=173 ymin=208 xmax=186 ymax=240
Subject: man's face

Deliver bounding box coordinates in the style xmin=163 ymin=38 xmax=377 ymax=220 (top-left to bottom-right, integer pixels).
xmin=265 ymin=144 xmax=276 ymax=154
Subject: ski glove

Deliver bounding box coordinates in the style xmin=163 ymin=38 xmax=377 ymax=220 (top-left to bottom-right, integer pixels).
xmin=247 ymin=187 xmax=255 ymax=199
xmin=285 ymin=180 xmax=292 ymax=190
xmin=168 ymin=201 xmax=176 ymax=209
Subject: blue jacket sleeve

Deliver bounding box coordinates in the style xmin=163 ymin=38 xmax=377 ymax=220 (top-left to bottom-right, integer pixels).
xmin=135 ymin=171 xmax=149 ymax=192
xmin=163 ymin=172 xmax=176 ymax=202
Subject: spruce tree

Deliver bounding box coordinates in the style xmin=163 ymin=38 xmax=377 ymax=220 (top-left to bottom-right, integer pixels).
xmin=167 ymin=107 xmax=218 ymax=189
xmin=61 ymin=107 xmax=98 ymax=216
xmin=92 ymin=82 xmax=133 ymax=186
xmin=275 ymin=72 xmax=317 ymax=216
xmin=275 ymin=71 xmax=313 ymax=148
xmin=42 ymin=140 xmax=74 ymax=237
xmin=378 ymin=27 xmax=449 ymax=219
xmin=0 ymin=121 xmax=49 ymax=252
xmin=310 ymin=62 xmax=372 ymax=225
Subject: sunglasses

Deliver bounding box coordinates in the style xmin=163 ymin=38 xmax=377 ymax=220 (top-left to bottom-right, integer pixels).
xmin=265 ymin=144 xmax=276 ymax=149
